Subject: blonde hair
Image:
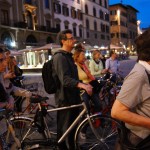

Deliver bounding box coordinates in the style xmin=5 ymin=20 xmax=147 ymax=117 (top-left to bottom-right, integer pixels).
xmin=73 ymin=49 xmax=85 ymax=62
xmin=92 ymin=50 xmax=100 ymax=60
xmin=8 ymin=56 xmax=15 ymax=72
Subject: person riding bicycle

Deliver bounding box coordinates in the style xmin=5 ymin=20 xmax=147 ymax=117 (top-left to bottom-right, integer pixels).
xmin=52 ymin=29 xmax=93 ymax=150
xmin=111 ymin=28 xmax=150 ymax=149
xmin=8 ymin=56 xmax=23 ymax=87
xmin=0 ymin=48 xmax=14 ymax=150
xmin=3 ymin=49 xmax=32 ymax=112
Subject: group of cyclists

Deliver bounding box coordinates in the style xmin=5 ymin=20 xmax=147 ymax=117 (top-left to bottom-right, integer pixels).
xmin=1 ymin=28 xmax=150 ymax=150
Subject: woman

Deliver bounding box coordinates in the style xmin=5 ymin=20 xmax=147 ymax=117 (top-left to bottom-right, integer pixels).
xmin=8 ymin=56 xmax=23 ymax=87
xmin=0 ymin=48 xmax=14 ymax=150
xmin=89 ymin=50 xmax=107 ymax=77
xmin=73 ymin=44 xmax=101 ymax=113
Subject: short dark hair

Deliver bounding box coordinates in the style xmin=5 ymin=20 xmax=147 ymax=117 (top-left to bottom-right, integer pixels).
xmin=135 ymin=28 xmax=150 ymax=61
xmin=57 ymin=29 xmax=73 ymax=47
xmin=109 ymin=50 xmax=115 ymax=57
xmin=0 ymin=48 xmax=4 ymax=54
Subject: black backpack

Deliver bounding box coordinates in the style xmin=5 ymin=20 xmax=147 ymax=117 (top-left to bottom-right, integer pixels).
xmin=42 ymin=59 xmax=55 ymax=94
xmin=42 ymin=52 xmax=62 ymax=94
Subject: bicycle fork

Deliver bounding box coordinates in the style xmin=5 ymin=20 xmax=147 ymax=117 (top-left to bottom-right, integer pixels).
xmin=6 ymin=119 xmax=21 ymax=148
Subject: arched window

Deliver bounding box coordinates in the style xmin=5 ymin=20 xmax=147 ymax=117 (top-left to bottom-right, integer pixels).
xmin=93 ymin=7 xmax=96 ymax=17
xmin=47 ymin=36 xmax=54 ymax=43
xmin=85 ymin=4 xmax=88 ymax=14
xmin=64 ymin=20 xmax=69 ymax=29
xmin=99 ymin=0 xmax=102 ymax=6
xmin=104 ymin=0 xmax=107 ymax=8
xmin=86 ymin=19 xmax=89 ymax=29
xmin=99 ymin=10 xmax=104 ymax=19
xmin=79 ymin=25 xmax=83 ymax=38
xmin=72 ymin=23 xmax=77 ymax=37
xmin=94 ymin=21 xmax=97 ymax=31
xmin=1 ymin=32 xmax=14 ymax=49
xmin=26 ymin=34 xmax=37 ymax=45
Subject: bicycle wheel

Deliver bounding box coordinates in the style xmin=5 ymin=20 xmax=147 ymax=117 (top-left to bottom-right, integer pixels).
xmin=9 ymin=117 xmax=33 ymax=150
xmin=75 ymin=114 xmax=120 ymax=150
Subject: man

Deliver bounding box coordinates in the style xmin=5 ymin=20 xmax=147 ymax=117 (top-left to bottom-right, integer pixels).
xmin=111 ymin=29 xmax=150 ymax=149
xmin=0 ymin=48 xmax=14 ymax=150
xmin=53 ymin=29 xmax=93 ymax=150
xmin=105 ymin=50 xmax=119 ymax=74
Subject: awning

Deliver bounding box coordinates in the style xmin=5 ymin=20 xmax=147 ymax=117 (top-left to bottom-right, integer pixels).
xmin=19 ymin=43 xmax=61 ymax=52
xmin=110 ymin=44 xmax=124 ymax=49
xmin=10 ymin=50 xmax=22 ymax=56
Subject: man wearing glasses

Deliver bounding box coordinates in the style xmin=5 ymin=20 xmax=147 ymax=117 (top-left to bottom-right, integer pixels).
xmin=53 ymin=29 xmax=93 ymax=150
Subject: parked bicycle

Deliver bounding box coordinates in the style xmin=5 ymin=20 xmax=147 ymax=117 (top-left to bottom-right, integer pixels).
xmin=10 ymin=90 xmax=121 ymax=150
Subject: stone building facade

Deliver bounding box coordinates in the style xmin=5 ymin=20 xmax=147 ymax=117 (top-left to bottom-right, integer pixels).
xmin=0 ymin=0 xmax=110 ymax=50
xmin=109 ymin=3 xmax=138 ymax=51
xmin=82 ymin=0 xmax=110 ymax=47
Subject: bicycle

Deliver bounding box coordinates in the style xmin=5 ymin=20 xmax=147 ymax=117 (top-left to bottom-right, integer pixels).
xmin=99 ymin=73 xmax=123 ymax=115
xmin=10 ymin=91 xmax=121 ymax=150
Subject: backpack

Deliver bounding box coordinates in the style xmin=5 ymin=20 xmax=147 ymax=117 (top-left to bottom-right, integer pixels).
xmin=42 ymin=52 xmax=62 ymax=94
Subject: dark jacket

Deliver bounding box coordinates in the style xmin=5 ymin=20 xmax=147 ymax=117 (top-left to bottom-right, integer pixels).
xmin=53 ymin=50 xmax=81 ymax=106
xmin=0 ymin=82 xmax=8 ymax=102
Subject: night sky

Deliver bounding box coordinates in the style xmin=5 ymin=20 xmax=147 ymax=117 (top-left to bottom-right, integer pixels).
xmin=109 ymin=0 xmax=150 ymax=28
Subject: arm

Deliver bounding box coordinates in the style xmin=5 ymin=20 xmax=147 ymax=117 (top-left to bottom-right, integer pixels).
xmin=111 ymin=69 xmax=150 ymax=129
xmin=105 ymin=59 xmax=109 ymax=70
xmin=111 ymin=100 xmax=150 ymax=129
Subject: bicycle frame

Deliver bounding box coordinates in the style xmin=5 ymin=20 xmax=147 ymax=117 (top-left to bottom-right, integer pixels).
xmin=41 ymin=101 xmax=102 ymax=144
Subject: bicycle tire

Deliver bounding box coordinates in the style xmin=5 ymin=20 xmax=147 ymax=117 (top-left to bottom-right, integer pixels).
xmin=75 ymin=114 xmax=120 ymax=150
xmin=9 ymin=117 xmax=33 ymax=150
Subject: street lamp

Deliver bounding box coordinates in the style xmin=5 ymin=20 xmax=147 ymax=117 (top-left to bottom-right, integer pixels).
xmin=11 ymin=41 xmax=16 ymax=47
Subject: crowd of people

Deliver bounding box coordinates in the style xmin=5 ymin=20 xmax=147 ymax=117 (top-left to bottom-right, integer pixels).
xmin=1 ymin=28 xmax=150 ymax=150
xmin=52 ymin=29 xmax=120 ymax=150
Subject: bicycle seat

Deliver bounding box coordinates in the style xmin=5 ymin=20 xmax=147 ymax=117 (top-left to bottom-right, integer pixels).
xmin=30 ymin=96 xmax=49 ymax=103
